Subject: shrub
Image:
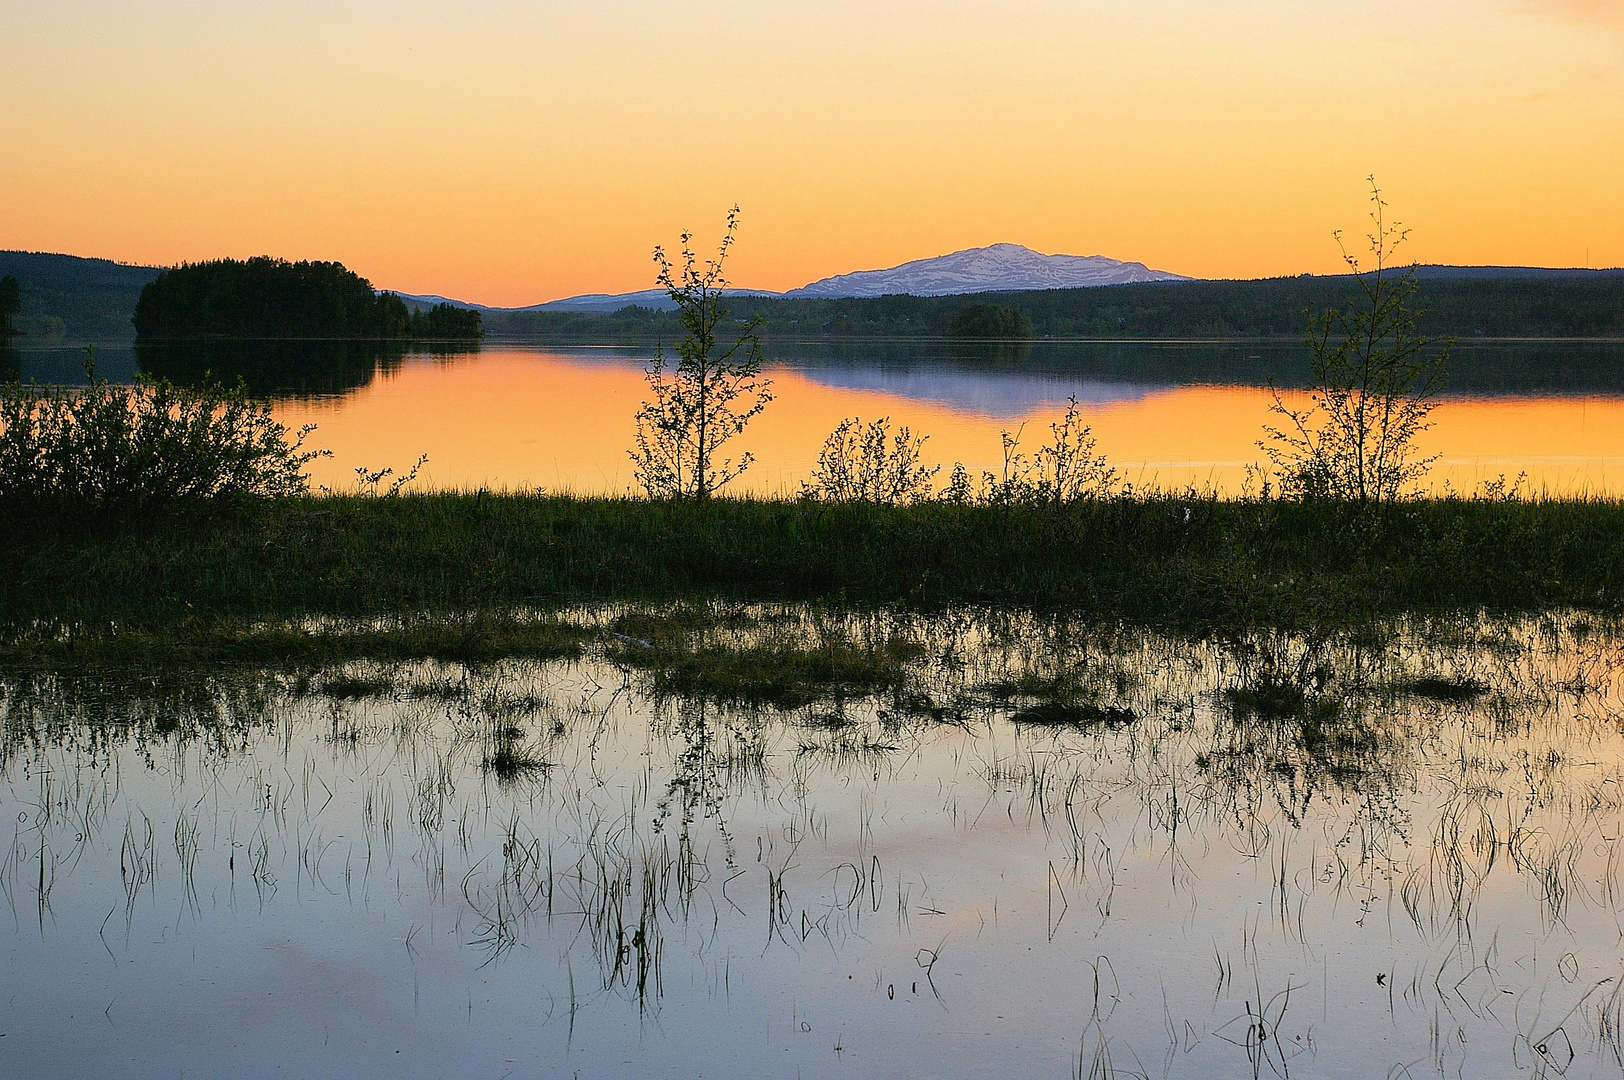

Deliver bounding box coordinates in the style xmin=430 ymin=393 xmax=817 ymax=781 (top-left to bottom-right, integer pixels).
xmin=802 ymin=416 xmax=938 ymax=504
xmin=982 ymin=396 xmax=1117 ymax=505
xmin=0 ymin=350 xmax=325 ymax=512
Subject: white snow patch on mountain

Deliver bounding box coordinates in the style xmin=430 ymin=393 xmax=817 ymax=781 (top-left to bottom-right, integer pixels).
xmin=786 ymin=243 xmax=1187 ymax=298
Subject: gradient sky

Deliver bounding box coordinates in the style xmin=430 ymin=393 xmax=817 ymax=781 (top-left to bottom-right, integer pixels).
xmin=4 ymin=0 xmax=1622 ymax=305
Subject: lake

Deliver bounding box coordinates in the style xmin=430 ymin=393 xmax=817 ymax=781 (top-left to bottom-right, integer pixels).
xmin=3 ymin=608 xmax=1623 ymax=1078
xmin=7 ymin=338 xmax=1624 ymax=1077
xmin=8 ymin=338 xmax=1624 ymax=495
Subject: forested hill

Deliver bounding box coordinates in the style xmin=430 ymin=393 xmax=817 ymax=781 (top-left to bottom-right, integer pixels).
xmin=485 ymin=271 xmax=1624 ymax=341
xmin=0 ymin=251 xmax=161 ymax=340
xmin=133 ymin=258 xmax=481 ymax=340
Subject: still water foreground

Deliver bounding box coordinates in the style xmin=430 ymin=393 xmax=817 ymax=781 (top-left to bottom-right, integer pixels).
xmin=4 ymin=609 xmax=1624 ymax=1078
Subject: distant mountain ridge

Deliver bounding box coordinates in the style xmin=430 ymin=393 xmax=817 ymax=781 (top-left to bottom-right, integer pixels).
xmin=787 ymin=243 xmax=1186 ymax=298
xmin=1405 ymin=265 xmax=1624 ymax=282
xmin=396 ymin=287 xmax=780 ymax=315
xmin=0 ymin=251 xmax=162 ymax=341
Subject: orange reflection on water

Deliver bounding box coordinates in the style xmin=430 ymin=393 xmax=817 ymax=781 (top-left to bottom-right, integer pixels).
xmin=274 ymin=349 xmax=1624 ymax=497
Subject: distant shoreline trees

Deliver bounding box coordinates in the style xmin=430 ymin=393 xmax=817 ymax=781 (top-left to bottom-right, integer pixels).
xmin=946 ymin=302 xmax=1032 ymax=340
xmin=132 ymin=257 xmax=482 ymax=341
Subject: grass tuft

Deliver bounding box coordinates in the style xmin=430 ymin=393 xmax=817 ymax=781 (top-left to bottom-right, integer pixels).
xmin=1010 ymin=702 xmax=1138 ymax=728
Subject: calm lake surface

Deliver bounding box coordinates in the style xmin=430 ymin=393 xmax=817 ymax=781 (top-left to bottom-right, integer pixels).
xmin=4 ymin=610 xmax=1624 ymax=1078
xmin=8 ymin=338 xmax=1624 ymax=495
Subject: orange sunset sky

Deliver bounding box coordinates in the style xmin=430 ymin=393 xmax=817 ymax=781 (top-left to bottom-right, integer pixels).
xmin=4 ymin=0 xmax=1622 ymax=307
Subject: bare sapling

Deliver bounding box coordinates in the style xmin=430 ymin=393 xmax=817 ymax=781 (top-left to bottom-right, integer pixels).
xmin=630 ymin=207 xmax=773 ymax=499
xmin=1261 ymin=178 xmax=1450 ymax=505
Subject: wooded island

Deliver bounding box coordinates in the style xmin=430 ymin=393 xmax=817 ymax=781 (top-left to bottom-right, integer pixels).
xmin=132 ymin=257 xmax=482 ymax=341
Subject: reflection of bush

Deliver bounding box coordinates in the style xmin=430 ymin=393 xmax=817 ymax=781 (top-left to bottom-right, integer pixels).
xmin=945 ymin=338 xmax=1032 ymax=365
xmin=0 ymin=669 xmax=282 ymax=770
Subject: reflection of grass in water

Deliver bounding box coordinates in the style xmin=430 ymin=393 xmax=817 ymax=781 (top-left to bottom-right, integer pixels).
xmin=315 ymin=673 xmax=396 ymax=700
xmin=627 ymin=638 xmax=918 ymax=707
xmin=7 ymin=611 xmax=1624 ymax=1024
xmin=1405 ymin=675 xmax=1488 ymax=702
xmin=1223 ymin=679 xmax=1324 ymax=722
xmin=794 ymin=711 xmax=902 ymax=762
xmin=0 ymin=613 xmax=597 ymax=670
xmin=980 ymin=647 xmax=1144 ymax=736
xmin=2 ymin=603 xmax=933 ymax=712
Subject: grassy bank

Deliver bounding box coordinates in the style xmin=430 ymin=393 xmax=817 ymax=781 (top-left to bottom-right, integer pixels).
xmin=4 ymin=494 xmax=1621 ymax=641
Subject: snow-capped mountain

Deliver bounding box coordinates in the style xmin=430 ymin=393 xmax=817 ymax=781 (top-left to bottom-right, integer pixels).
xmin=786 ymin=243 xmax=1186 ymax=298
xmin=391 ymin=291 xmax=498 ymax=311
xmin=388 ymin=243 xmax=1188 ymax=311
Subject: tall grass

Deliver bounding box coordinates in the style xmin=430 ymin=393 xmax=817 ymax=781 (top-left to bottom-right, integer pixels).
xmin=3 ymin=492 xmax=1621 ymax=646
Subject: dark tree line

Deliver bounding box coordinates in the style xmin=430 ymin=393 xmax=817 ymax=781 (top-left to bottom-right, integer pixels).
xmin=946 ymin=302 xmax=1032 ymax=339
xmin=132 ymin=257 xmax=482 ymax=341
xmin=0 ymin=275 xmax=19 ymax=336
xmin=484 ymin=273 xmax=1624 ymax=341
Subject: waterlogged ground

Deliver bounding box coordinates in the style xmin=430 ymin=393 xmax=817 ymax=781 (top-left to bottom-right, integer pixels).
xmin=4 ymin=611 xmax=1624 ymax=1079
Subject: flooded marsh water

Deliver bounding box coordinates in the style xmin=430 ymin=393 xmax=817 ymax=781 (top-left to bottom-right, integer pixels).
xmin=5 ymin=611 xmax=1624 ymax=1078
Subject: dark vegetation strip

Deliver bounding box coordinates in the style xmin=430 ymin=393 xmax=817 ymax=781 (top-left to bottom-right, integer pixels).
xmin=4 ymin=495 xmax=1621 ymax=641
xmin=484 ymin=275 xmax=1624 ymax=341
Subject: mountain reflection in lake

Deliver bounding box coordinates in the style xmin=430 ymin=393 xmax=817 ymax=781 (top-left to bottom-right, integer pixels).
xmin=12 ymin=339 xmax=1624 ymax=494
xmin=5 ymin=610 xmax=1624 ymax=1079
